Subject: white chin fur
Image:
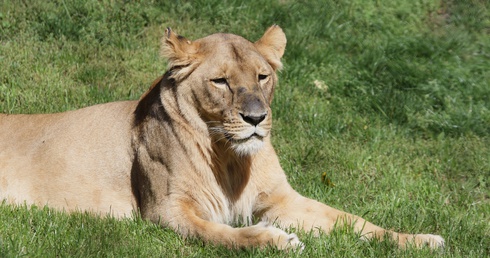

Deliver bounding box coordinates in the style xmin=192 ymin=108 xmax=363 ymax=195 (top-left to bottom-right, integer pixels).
xmin=231 ymin=138 xmax=264 ymax=156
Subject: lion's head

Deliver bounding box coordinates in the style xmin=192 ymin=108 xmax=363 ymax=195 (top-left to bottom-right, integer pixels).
xmin=160 ymin=26 xmax=286 ymax=155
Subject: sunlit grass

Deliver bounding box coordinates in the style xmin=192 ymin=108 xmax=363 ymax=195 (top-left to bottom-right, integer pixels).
xmin=1 ymin=0 xmax=489 ymax=257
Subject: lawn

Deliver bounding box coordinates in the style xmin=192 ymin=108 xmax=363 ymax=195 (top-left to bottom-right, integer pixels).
xmin=1 ymin=0 xmax=489 ymax=257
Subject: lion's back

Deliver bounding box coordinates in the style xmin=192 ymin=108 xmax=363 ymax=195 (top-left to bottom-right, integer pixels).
xmin=0 ymin=101 xmax=139 ymax=217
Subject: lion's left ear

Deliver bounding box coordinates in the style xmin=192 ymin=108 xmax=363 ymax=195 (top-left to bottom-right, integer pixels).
xmin=254 ymin=25 xmax=287 ymax=71
xmin=161 ymin=27 xmax=200 ymax=80
xmin=160 ymin=28 xmax=197 ymax=68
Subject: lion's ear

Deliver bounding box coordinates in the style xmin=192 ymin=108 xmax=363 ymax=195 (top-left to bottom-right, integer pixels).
xmin=161 ymin=27 xmax=199 ymax=69
xmin=255 ymin=25 xmax=287 ymax=70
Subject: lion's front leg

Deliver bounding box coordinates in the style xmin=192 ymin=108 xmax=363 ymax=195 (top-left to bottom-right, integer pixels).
xmin=258 ymin=184 xmax=445 ymax=249
xmin=164 ymin=199 xmax=304 ymax=251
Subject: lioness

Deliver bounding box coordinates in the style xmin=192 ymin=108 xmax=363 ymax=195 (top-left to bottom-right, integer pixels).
xmin=0 ymin=26 xmax=444 ymax=250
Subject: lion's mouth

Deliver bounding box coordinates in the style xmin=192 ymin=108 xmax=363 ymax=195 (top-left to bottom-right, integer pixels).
xmin=227 ymin=133 xmax=264 ymax=144
xmin=217 ymin=126 xmax=269 ymax=155
xmin=226 ymin=133 xmax=266 ymax=155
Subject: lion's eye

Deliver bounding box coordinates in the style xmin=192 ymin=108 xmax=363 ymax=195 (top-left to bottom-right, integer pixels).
xmin=211 ymin=78 xmax=228 ymax=86
xmin=211 ymin=78 xmax=227 ymax=84
xmin=258 ymin=74 xmax=268 ymax=82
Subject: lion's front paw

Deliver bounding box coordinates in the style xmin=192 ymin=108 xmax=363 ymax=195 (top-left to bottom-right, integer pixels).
xmin=283 ymin=233 xmax=305 ymax=251
xmin=256 ymin=222 xmax=305 ymax=251
xmin=414 ymin=234 xmax=445 ymax=249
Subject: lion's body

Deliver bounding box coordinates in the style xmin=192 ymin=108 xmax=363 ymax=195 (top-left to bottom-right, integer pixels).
xmin=0 ymin=26 xmax=444 ymax=250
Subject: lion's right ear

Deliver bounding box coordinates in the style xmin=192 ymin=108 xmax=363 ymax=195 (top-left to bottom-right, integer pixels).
xmin=255 ymin=25 xmax=287 ymax=71
xmin=160 ymin=27 xmax=199 ymax=71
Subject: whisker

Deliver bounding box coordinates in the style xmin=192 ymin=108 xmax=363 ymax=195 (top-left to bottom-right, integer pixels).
xmin=205 ymin=120 xmax=222 ymax=125
xmin=208 ymin=128 xmax=226 ymax=136
xmin=225 ymin=141 xmax=235 ymax=153
xmin=213 ymin=135 xmax=228 ymax=144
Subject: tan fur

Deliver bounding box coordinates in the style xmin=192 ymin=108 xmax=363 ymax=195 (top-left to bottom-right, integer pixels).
xmin=0 ymin=26 xmax=444 ymax=250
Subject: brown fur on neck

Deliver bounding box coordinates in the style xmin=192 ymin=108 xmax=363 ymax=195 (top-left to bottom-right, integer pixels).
xmin=133 ymin=71 xmax=172 ymax=126
xmin=211 ymin=141 xmax=252 ymax=203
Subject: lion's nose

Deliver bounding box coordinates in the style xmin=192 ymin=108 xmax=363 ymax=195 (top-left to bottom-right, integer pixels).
xmin=240 ymin=112 xmax=267 ymax=126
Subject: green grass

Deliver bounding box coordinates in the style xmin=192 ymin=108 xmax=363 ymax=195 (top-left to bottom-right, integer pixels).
xmin=1 ymin=0 xmax=489 ymax=257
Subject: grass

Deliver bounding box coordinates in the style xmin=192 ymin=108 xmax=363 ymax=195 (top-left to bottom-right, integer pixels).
xmin=1 ymin=0 xmax=489 ymax=257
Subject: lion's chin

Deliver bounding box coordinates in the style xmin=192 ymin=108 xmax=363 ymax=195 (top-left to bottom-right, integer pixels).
xmin=231 ymin=136 xmax=264 ymax=156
